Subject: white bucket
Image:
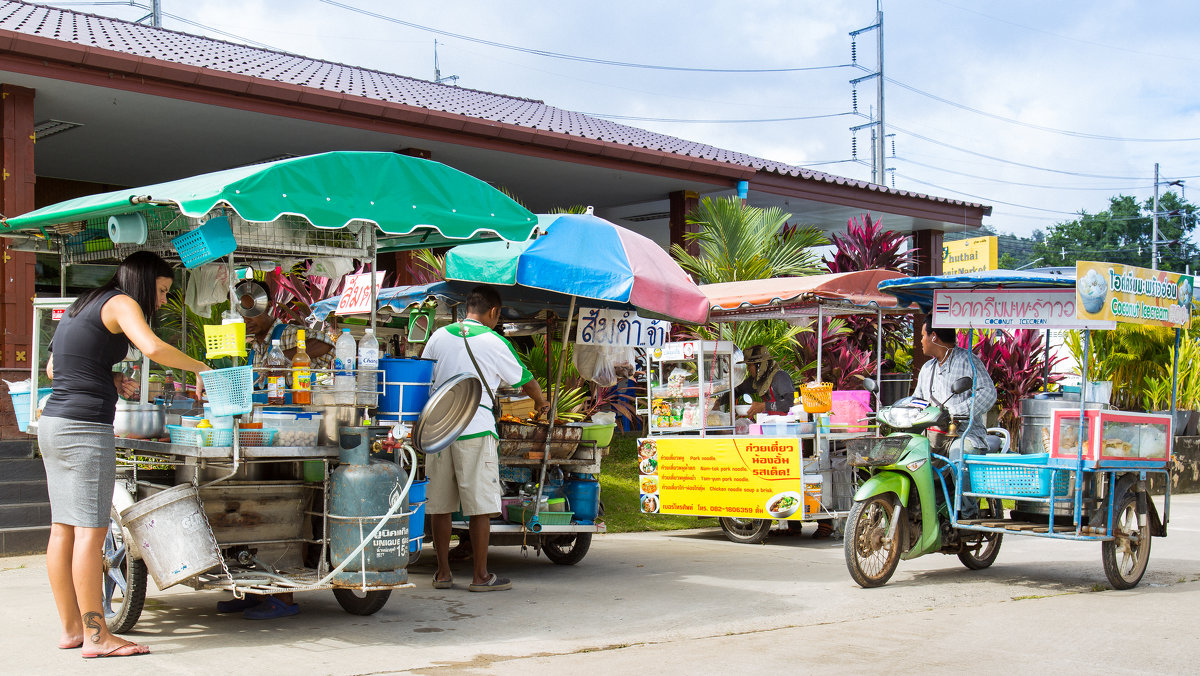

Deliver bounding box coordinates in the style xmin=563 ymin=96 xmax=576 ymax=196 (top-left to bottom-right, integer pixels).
xmin=119 ymin=484 xmax=222 ymax=590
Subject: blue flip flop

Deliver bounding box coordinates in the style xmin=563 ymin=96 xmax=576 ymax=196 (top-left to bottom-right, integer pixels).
xmin=244 ymin=596 xmax=299 ymax=620
xmin=216 ymin=596 xmax=263 ymax=613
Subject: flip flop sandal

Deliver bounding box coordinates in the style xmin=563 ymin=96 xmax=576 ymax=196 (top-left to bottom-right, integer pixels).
xmin=216 ymin=596 xmax=263 ymax=613
xmin=82 ymin=644 xmax=150 ymax=658
xmin=432 ymin=575 xmax=453 ymax=589
xmin=243 ymin=596 xmax=299 ymax=620
xmin=468 ymin=574 xmax=512 ymax=592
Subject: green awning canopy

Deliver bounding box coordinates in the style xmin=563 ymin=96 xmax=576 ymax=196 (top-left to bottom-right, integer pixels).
xmin=0 ymin=151 xmax=537 ymax=248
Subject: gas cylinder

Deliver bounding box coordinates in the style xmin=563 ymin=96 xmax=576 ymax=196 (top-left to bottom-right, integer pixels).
xmin=329 ymin=426 xmax=409 ymax=586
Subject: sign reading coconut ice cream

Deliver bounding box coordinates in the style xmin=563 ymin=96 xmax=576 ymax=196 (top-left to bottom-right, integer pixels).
xmin=932 ymin=289 xmax=1115 ymax=329
xmin=1075 ymin=261 xmax=1194 ymax=327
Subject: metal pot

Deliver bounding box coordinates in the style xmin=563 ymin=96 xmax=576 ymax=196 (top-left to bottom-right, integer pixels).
xmin=114 ymin=400 xmax=166 ymax=438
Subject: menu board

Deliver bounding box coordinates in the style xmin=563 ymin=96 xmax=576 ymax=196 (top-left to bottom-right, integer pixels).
xmin=636 ymin=437 xmax=817 ymax=521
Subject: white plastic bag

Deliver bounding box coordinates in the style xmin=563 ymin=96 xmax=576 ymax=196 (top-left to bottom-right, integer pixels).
xmin=3 ymin=378 xmax=31 ymax=394
xmin=574 ymin=344 xmax=637 ymax=388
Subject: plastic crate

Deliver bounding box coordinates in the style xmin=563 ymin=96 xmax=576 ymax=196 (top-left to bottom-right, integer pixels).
xmin=203 ymin=322 xmax=248 ymax=359
xmin=237 ymin=427 xmax=277 ymax=447
xmin=9 ymin=387 xmax=52 ymax=433
xmin=801 ymin=382 xmax=833 ymax=414
xmin=200 ymin=366 xmax=254 ymax=416
xmin=966 ymin=453 xmax=1070 ymax=497
xmin=166 ymin=424 xmax=234 ymax=447
xmin=172 ymin=216 xmax=237 ymax=268
xmin=508 ymin=506 xmax=574 ymax=525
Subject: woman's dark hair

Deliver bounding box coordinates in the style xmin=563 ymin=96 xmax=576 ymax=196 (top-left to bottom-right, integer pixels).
xmin=922 ymin=315 xmax=957 ymax=346
xmin=69 ymin=251 xmax=174 ymax=319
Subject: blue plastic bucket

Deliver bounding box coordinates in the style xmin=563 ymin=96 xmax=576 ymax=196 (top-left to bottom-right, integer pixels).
xmin=408 ymin=478 xmax=429 ymax=553
xmin=9 ymin=387 xmax=52 ymax=433
xmin=564 ymin=475 xmax=600 ymax=524
xmin=377 ymin=358 xmax=435 ymax=422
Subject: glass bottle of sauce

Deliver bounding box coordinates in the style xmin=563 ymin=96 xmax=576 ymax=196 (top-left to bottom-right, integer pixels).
xmin=292 ymin=329 xmax=312 ymax=405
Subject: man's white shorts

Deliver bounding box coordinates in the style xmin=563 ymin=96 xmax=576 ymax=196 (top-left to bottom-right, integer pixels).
xmin=425 ymin=435 xmax=502 ymax=517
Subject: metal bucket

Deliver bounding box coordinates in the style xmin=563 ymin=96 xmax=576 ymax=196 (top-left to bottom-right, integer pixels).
xmin=119 ymin=484 xmax=222 ymax=590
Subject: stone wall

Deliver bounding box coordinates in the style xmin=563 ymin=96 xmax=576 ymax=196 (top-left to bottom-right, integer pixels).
xmin=1149 ymin=436 xmax=1200 ymax=495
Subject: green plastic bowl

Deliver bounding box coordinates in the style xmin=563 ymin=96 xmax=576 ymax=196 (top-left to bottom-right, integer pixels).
xmin=579 ymin=422 xmax=616 ymax=448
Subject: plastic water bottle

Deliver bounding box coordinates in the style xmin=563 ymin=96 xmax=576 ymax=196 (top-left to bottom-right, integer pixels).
xmin=357 ymin=328 xmax=379 ymax=408
xmin=334 ymin=328 xmax=357 ymax=405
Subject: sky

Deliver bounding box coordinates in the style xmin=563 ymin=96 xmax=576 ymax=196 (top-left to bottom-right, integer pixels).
xmin=46 ymin=0 xmax=1200 ymax=244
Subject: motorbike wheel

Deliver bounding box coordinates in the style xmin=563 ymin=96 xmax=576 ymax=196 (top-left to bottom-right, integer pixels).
xmin=1102 ymin=491 xmax=1151 ymax=590
xmin=103 ymin=508 xmax=147 ymax=634
xmin=718 ymin=517 xmax=772 ymax=544
xmin=957 ymin=499 xmax=1003 ymax=570
xmin=844 ymin=494 xmax=901 ymax=588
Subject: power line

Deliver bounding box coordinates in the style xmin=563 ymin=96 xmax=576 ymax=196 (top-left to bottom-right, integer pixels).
xmin=583 ymin=111 xmax=855 ymax=124
xmin=319 ymin=0 xmax=853 ymax=74
xmin=892 ymin=156 xmax=1153 ymax=192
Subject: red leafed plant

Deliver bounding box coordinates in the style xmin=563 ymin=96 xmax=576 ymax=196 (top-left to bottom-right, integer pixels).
xmin=268 ymin=262 xmax=367 ymax=327
xmin=959 ymin=329 xmax=1066 ymax=438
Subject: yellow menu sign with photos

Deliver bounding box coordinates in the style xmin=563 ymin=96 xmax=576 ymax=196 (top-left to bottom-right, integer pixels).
xmin=1076 ymin=261 xmax=1194 ymax=327
xmin=635 ymin=437 xmax=819 ymax=521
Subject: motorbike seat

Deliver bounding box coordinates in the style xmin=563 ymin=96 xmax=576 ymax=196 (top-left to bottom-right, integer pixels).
xmin=985 ymin=436 xmax=1003 ymax=453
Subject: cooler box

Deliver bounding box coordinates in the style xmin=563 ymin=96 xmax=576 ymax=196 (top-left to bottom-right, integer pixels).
xmin=1050 ymin=409 xmax=1171 ymax=468
xmin=829 ymin=390 xmax=872 ymax=432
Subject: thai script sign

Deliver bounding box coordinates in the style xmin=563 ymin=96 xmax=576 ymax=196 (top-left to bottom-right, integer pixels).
xmin=636 ymin=437 xmax=816 ymax=520
xmin=1076 ymin=261 xmax=1193 ymax=327
xmin=335 ymin=271 xmax=386 ymax=315
xmin=943 ymin=236 xmax=997 ymax=274
xmin=577 ymin=308 xmax=669 ymax=347
xmin=932 ymin=289 xmax=1116 ymax=330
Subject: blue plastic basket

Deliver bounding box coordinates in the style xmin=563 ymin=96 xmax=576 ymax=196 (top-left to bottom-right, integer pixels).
xmin=172 ymin=216 xmax=236 ymax=268
xmin=9 ymin=387 xmax=52 ymax=433
xmin=966 ymin=453 xmax=1070 ymax=497
xmin=200 ymin=366 xmax=254 ymax=417
xmin=166 ymin=424 xmax=234 ymax=447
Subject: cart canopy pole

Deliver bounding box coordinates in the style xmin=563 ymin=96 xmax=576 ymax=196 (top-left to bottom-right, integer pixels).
xmin=816 ymin=303 xmax=823 ymax=383
xmin=875 ymin=307 xmax=883 ymax=411
xmin=369 ymin=226 xmax=378 ymax=334
xmin=1074 ymin=328 xmax=1090 ymax=531
xmin=1170 ymin=327 xmax=1181 ymax=414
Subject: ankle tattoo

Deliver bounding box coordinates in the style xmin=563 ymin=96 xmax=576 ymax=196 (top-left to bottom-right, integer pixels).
xmin=83 ymin=611 xmax=103 ymax=642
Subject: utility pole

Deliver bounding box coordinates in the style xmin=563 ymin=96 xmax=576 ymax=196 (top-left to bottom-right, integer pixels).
xmin=1153 ymin=163 xmax=1159 ymax=270
xmin=849 ymin=1 xmax=886 ymax=185
xmin=136 ymin=0 xmax=162 ymax=28
xmin=434 ymin=40 xmax=459 ymax=86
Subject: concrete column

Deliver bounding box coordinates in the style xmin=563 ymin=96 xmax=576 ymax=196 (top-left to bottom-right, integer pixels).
xmin=0 ymin=84 xmax=36 ymax=438
xmin=668 ymin=190 xmax=700 ymax=257
xmin=909 ymin=228 xmax=944 ymax=375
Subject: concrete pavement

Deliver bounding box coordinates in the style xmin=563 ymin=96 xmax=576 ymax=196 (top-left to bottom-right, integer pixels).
xmin=4 ymin=494 xmax=1199 ymax=675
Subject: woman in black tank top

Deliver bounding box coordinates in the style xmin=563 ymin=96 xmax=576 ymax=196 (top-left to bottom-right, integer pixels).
xmin=40 ymin=251 xmax=210 ymax=658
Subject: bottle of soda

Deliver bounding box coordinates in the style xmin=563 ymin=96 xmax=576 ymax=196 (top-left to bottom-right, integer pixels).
xmin=292 ymin=329 xmax=312 ymax=405
xmin=266 ymin=339 xmax=288 ymax=405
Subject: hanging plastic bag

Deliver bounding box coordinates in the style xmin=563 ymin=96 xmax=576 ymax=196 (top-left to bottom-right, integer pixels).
xmin=574 ymin=344 xmax=637 ymax=388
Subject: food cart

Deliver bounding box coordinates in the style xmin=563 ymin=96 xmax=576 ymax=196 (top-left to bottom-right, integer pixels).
xmin=0 ymin=151 xmax=538 ymax=630
xmin=638 ymin=270 xmax=912 ymax=543
xmin=310 ymin=212 xmax=712 ymax=564
xmin=854 ymin=264 xmax=1190 ymax=589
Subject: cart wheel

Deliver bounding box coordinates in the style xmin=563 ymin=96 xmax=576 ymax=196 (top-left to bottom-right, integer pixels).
xmin=1102 ymin=491 xmax=1152 ymax=590
xmin=333 ymin=588 xmax=391 ymax=616
xmin=103 ymin=510 xmax=147 ymax=634
xmin=844 ymin=495 xmax=901 ymax=588
xmin=957 ymin=499 xmax=1003 ymax=570
xmin=541 ymin=533 xmax=592 ymax=565
xmin=718 ymin=517 xmax=772 ymax=544
xmin=407 ymin=542 xmax=423 ymax=567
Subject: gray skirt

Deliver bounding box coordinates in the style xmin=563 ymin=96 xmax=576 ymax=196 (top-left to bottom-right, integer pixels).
xmin=37 ymin=416 xmax=116 ymax=528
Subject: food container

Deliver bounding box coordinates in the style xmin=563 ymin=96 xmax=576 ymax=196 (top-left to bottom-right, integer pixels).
xmin=114 ymin=401 xmax=166 ymax=438
xmin=275 ymin=415 xmax=322 ymax=447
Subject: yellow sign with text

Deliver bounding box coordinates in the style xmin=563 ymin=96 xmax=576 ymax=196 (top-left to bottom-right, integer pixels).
xmin=1075 ymin=261 xmax=1194 ymax=327
xmin=943 ymin=236 xmax=997 ymax=274
xmin=635 ymin=437 xmax=820 ymax=520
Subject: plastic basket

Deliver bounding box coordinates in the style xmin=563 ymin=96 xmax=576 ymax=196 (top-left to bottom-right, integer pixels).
xmin=200 ymin=366 xmax=254 ymax=417
xmin=9 ymin=387 xmax=52 ymax=432
xmin=508 ymin=506 xmax=574 ymax=525
xmin=203 ymin=322 xmax=248 ymax=359
xmin=498 ymin=466 xmax=534 ymax=484
xmin=166 ymin=424 xmax=234 ymax=447
xmin=237 ymin=427 xmax=277 ymax=447
xmin=801 ymin=382 xmax=833 ymax=414
xmin=966 ymin=453 xmax=1070 ymax=497
xmin=172 ymin=216 xmax=237 ymax=268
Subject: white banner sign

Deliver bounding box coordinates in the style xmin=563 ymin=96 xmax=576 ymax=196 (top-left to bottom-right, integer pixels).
xmin=335 ymin=272 xmax=386 ymax=315
xmin=576 ymin=308 xmax=670 ymax=347
xmin=932 ymin=289 xmax=1116 ymax=330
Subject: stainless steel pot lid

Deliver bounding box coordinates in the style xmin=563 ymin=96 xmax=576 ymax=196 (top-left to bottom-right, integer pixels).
xmin=234 ymin=279 xmax=269 ymax=318
xmin=411 ymin=373 xmax=482 ymax=455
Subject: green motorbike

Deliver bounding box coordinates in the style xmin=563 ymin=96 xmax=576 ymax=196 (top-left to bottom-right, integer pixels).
xmin=844 ymin=377 xmax=1005 ymax=588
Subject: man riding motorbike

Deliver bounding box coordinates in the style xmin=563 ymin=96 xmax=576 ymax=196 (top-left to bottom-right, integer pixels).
xmin=912 ymin=316 xmax=997 ymax=460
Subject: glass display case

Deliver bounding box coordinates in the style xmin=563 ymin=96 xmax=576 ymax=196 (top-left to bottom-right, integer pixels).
xmin=644 ymin=340 xmax=736 ymax=435
xmin=1050 ymin=408 xmax=1172 ymax=467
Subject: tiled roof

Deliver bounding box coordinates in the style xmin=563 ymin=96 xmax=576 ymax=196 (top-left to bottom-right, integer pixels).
xmin=0 ymin=0 xmax=983 ymax=211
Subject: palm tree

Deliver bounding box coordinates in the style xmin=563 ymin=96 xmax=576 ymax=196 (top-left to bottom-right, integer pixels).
xmin=672 ymin=196 xmax=827 ymax=284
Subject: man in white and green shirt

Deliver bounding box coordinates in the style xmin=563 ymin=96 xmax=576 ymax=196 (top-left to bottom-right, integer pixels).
xmin=422 ymin=286 xmax=549 ymax=592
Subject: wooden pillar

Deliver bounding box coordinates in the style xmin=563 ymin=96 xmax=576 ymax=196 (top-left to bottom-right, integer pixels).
xmin=0 ymin=84 xmax=37 ymax=438
xmin=910 ymin=228 xmax=944 ymax=375
xmin=668 ymin=190 xmax=700 ymax=257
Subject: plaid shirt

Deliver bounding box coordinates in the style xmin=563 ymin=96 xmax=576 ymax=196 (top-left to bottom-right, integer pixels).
xmin=913 ymin=346 xmax=996 ymax=450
